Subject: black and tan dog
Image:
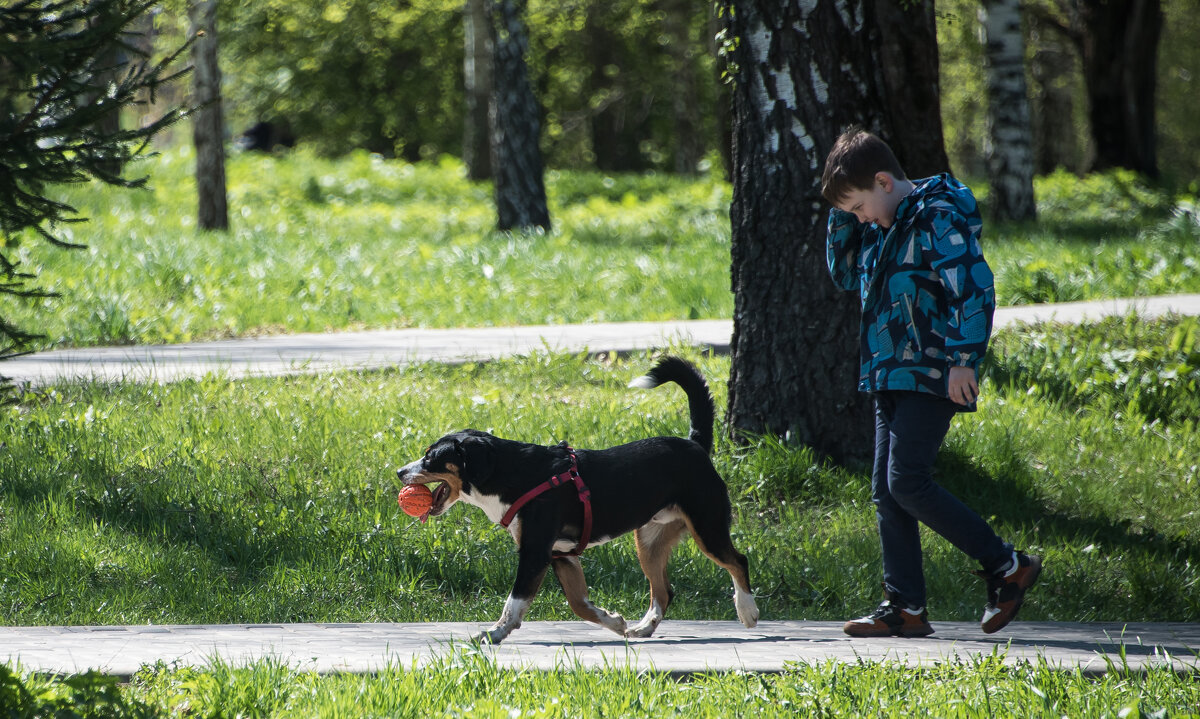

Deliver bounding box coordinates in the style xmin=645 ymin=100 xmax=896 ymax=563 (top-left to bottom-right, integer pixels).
xmin=396 ymin=356 xmax=759 ymax=644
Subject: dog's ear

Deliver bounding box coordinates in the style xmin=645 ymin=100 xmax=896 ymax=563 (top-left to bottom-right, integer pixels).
xmin=549 ymin=440 xmax=575 ymax=475
xmin=455 ymin=434 xmax=494 ymax=486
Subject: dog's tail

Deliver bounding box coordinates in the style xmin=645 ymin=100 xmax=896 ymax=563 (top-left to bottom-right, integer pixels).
xmin=628 ymin=356 xmax=715 ymax=454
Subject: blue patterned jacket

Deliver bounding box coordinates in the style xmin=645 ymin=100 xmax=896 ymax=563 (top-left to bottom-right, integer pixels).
xmin=826 ymin=174 xmax=995 ymax=404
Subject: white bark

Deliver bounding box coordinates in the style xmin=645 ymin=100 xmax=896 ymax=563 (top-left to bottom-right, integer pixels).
xmin=980 ymin=0 xmax=1036 ymax=221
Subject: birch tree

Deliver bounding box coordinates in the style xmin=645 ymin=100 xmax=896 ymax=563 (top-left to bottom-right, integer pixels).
xmin=723 ymin=0 xmax=949 ymax=463
xmin=980 ymin=0 xmax=1036 ymax=221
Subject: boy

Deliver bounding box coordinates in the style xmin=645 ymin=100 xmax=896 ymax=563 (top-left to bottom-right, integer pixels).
xmin=821 ymin=127 xmax=1041 ymax=637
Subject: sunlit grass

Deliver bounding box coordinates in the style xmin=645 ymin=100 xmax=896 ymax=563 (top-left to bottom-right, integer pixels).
xmin=4 ymin=154 xmax=1200 ymax=714
xmin=6 ymin=650 xmax=1199 ymax=718
xmin=4 ymin=150 xmax=1198 ymax=349
xmin=3 ymin=318 xmax=1198 ymax=628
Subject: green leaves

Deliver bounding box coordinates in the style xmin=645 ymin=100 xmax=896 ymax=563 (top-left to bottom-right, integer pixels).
xmin=0 ymin=665 xmax=161 ymax=719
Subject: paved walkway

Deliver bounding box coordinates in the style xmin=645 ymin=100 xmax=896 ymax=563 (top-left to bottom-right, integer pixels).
xmin=4 ymin=294 xmax=1200 ymax=386
xmin=3 ymin=620 xmax=1198 ymax=678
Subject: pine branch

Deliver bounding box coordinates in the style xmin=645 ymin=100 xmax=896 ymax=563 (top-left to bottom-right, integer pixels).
xmin=0 ymin=0 xmax=192 ymax=361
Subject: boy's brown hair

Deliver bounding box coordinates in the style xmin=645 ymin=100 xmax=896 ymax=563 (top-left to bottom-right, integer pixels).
xmin=821 ymin=127 xmax=907 ymax=205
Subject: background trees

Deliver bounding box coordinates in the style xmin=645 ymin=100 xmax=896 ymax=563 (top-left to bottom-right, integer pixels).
xmin=218 ymin=0 xmax=463 ymax=161
xmin=204 ymin=0 xmax=1198 ymax=184
xmin=0 ymin=0 xmax=188 ymax=368
xmin=1033 ymin=0 xmax=1163 ymax=178
xmin=4 ymin=0 xmax=1198 ymax=451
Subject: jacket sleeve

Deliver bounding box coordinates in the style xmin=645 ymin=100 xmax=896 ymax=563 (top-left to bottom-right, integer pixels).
xmin=826 ymin=208 xmax=862 ymax=291
xmin=925 ymin=207 xmax=995 ymax=369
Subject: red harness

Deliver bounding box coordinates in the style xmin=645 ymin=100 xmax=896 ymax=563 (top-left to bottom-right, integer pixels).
xmin=498 ymin=448 xmax=592 ymax=557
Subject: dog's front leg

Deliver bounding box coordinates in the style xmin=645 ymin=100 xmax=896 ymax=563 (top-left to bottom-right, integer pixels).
xmin=473 ymin=523 xmax=555 ymax=644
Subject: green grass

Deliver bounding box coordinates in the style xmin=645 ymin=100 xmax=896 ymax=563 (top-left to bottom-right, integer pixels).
xmin=3 ymin=318 xmax=1199 ymax=628
xmin=4 ymin=154 xmax=1200 ymax=714
xmin=5 ymin=651 xmax=1199 ymax=718
xmin=988 ymin=171 xmax=1200 ymax=304
xmin=3 ymin=329 xmax=1199 ymax=715
xmin=3 ymin=150 xmax=1199 ymax=349
xmin=4 ymin=148 xmax=733 ymax=348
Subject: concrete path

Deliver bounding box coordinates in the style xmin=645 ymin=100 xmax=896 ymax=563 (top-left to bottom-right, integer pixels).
xmin=3 ymin=620 xmax=1198 ymax=678
xmin=4 ymin=294 xmax=1200 ymax=387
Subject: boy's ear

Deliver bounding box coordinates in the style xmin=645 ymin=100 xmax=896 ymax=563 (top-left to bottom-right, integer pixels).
xmin=875 ymin=171 xmax=894 ymax=192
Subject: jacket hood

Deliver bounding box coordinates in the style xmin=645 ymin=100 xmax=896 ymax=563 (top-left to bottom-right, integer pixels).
xmin=896 ymin=173 xmax=979 ymax=227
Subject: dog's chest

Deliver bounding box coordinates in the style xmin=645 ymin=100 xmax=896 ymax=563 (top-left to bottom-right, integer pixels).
xmin=465 ymin=488 xmax=617 ymax=550
xmin=465 ymin=491 xmax=514 ymax=526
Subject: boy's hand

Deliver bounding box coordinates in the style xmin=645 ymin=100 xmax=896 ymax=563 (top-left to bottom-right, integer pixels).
xmin=948 ymin=366 xmax=979 ymax=406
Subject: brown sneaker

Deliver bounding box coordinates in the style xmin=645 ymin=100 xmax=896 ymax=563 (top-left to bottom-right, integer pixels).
xmin=977 ymin=552 xmax=1042 ymax=634
xmin=843 ymin=595 xmax=934 ymax=638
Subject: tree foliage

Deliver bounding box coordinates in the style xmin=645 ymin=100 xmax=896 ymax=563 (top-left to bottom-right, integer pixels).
xmin=218 ymin=0 xmax=725 ymax=171
xmin=0 ymin=0 xmax=190 ymax=365
xmin=218 ymin=0 xmax=463 ymax=161
xmin=208 ymin=0 xmax=1198 ymax=182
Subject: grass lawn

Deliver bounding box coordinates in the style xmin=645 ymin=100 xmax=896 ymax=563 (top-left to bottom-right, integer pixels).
xmin=3 ymin=151 xmax=1199 ymax=714
xmin=7 ymin=652 xmax=1199 ymax=718
xmin=4 ymin=317 xmax=1200 ymax=714
xmin=5 ymin=325 xmax=1198 ymax=627
xmin=2 ymin=149 xmax=1199 ymax=350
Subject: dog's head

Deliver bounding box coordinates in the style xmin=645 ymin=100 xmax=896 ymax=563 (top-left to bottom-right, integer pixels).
xmin=396 ymin=429 xmax=495 ymax=518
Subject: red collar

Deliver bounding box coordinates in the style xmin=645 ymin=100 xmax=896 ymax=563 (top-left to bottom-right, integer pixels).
xmin=499 ymin=447 xmax=592 ymax=557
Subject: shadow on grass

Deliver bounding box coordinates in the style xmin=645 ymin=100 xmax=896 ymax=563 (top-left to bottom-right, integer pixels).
xmin=2 ymin=454 xmax=500 ymax=619
xmin=937 ymin=449 xmax=1200 ymax=565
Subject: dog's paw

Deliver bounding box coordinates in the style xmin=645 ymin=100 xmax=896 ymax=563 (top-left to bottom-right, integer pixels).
xmin=592 ymin=609 xmax=626 ymax=636
xmin=624 ymin=620 xmax=658 ymax=638
xmin=736 ymin=592 xmax=760 ymax=628
xmin=471 ymin=628 xmax=506 ymax=644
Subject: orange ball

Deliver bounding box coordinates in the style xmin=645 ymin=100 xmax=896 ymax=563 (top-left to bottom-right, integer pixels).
xmin=398 ymin=484 xmax=434 ymax=517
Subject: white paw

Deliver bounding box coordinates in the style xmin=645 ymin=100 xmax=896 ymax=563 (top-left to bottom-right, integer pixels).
xmin=625 ymin=620 xmax=659 ymax=638
xmin=736 ymin=590 xmax=759 ymax=628
xmin=471 ymin=626 xmax=510 ymax=644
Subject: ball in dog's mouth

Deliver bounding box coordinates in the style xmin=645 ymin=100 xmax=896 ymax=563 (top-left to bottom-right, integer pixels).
xmin=398 ymin=484 xmax=433 ymax=519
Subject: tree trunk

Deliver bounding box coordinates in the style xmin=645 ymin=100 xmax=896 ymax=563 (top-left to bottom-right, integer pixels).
xmin=871 ymin=0 xmax=951 ymax=179
xmin=584 ymin=5 xmax=642 ymax=172
xmin=87 ymin=15 xmax=124 ymax=179
xmin=1028 ymin=22 xmax=1080 ymax=174
xmin=1077 ymin=0 xmax=1162 ymax=177
xmin=463 ymin=0 xmax=493 ymax=181
xmin=724 ymin=0 xmax=949 ymax=465
xmin=980 ymin=0 xmax=1037 ymax=221
xmin=489 ymin=0 xmax=550 ymax=232
xmin=188 ymin=0 xmax=228 ymax=232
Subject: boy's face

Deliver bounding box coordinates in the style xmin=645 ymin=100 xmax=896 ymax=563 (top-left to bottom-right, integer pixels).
xmin=834 ymin=172 xmax=903 ymax=229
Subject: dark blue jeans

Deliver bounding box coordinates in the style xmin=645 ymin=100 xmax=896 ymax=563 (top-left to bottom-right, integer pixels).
xmin=872 ymin=391 xmax=1012 ymax=609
